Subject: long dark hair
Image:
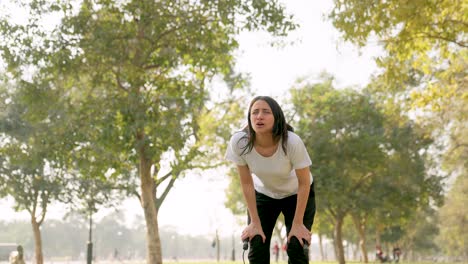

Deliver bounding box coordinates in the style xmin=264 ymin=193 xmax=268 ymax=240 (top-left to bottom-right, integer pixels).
xmin=240 ymin=96 xmax=293 ymax=155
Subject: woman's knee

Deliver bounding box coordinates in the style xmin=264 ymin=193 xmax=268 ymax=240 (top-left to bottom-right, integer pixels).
xmin=248 ymin=235 xmax=270 ymax=264
xmin=287 ymin=236 xmax=308 ymax=263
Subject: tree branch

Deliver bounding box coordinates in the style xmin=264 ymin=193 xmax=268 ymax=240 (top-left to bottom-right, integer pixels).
xmin=418 ymin=32 xmax=467 ymax=48
xmin=38 ymin=199 xmax=47 ymax=226
xmin=112 ymin=68 xmax=130 ymax=92
xmin=156 ymin=172 xmax=178 ymax=211
xmin=327 ymin=208 xmax=337 ymax=219
xmin=349 ymin=172 xmax=373 ymax=193
xmin=155 ymin=170 xmax=173 ymax=188
xmin=132 ymin=189 xmax=142 ymax=204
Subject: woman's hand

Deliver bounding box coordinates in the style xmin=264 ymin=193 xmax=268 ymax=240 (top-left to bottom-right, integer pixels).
xmin=241 ymin=221 xmax=266 ymax=243
xmin=287 ymin=222 xmax=311 ymax=246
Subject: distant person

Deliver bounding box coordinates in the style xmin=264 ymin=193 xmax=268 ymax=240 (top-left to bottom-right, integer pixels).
xmin=225 ymin=96 xmax=316 ymax=264
xmin=376 ymin=245 xmax=389 ymax=263
xmin=393 ymin=246 xmax=401 ymax=262
xmin=272 ymin=241 xmax=280 ymax=262
xmin=9 ymin=245 xmax=25 ymax=264
xmin=282 ymin=243 xmax=287 ymax=260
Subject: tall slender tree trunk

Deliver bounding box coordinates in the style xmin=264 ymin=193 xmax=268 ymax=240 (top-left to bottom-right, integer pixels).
xmin=352 ymin=214 xmax=369 ymax=263
xmin=331 ymin=230 xmax=337 ymax=261
xmin=31 ymin=217 xmax=44 ymax=264
xmin=375 ymin=228 xmax=382 ymax=247
xmin=334 ymin=213 xmax=346 ymax=264
xmin=216 ymin=229 xmax=220 ymax=262
xmin=318 ymin=234 xmax=325 ymax=261
xmin=139 ymin=154 xmax=162 ymax=264
xmin=353 ymin=242 xmax=359 ymax=261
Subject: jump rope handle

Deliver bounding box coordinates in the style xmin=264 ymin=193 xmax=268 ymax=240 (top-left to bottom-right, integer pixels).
xmin=243 ymin=214 xmax=250 ymax=251
xmin=243 ymin=239 xmax=249 ymax=250
xmin=303 ymin=239 xmax=309 ymax=260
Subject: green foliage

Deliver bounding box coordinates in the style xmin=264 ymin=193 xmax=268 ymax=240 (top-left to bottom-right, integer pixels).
xmin=290 ymin=74 xmax=444 ymax=261
xmin=329 ymin=0 xmax=466 ymax=78
xmin=437 ymin=174 xmax=468 ymax=258
xmin=330 ymin=0 xmax=466 ymax=48
xmin=0 ymin=1 xmax=298 ymax=262
xmin=0 ymin=0 xmax=297 ymax=173
xmin=222 ymin=88 xmax=255 ymax=216
xmin=0 ymin=79 xmax=72 ymax=222
xmin=312 ymin=212 xmax=334 ymax=240
xmin=399 ymin=207 xmax=440 ymax=257
xmin=329 ymin=2 xmax=463 ymax=255
xmin=329 ymin=0 xmax=467 ymax=173
xmin=291 ymin=76 xmax=387 ymax=216
xmin=290 ymin=76 xmax=390 ymax=263
xmin=0 ymin=77 xmax=77 ymax=264
xmin=224 ymin=167 xmax=246 ymax=216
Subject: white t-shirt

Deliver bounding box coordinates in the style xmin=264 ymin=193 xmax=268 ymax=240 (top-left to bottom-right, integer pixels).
xmin=225 ymin=130 xmax=313 ymax=199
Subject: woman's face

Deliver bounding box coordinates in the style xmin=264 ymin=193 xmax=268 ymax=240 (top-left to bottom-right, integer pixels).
xmin=250 ymin=100 xmax=275 ymax=134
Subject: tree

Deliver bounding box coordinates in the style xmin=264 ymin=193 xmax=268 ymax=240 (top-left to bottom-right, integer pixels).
xmin=290 ymin=74 xmax=443 ymax=263
xmin=329 ymin=3 xmax=466 ymax=259
xmin=66 ymin=116 xmax=138 ymax=264
xmin=291 ymin=76 xmax=388 ymax=264
xmin=362 ymin=74 xmax=446 ymax=257
xmin=437 ymin=173 xmax=468 ymax=259
xmin=313 ymin=212 xmax=335 ymax=261
xmin=328 ymin=0 xmax=467 ymax=189
xmin=398 ymin=206 xmax=439 ymax=261
xmin=328 ymin=0 xmax=466 ymax=92
xmin=0 ymin=79 xmax=73 ymax=264
xmin=0 ymin=1 xmax=297 ymax=263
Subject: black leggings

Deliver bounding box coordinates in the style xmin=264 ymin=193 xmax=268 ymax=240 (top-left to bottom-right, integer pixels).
xmin=247 ymin=183 xmax=316 ymax=264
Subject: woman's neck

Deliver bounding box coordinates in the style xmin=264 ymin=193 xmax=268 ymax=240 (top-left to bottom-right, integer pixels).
xmin=255 ymin=133 xmax=277 ymax=147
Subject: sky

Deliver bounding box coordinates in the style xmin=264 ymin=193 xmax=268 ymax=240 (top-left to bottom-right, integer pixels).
xmin=0 ymin=1 xmax=382 ymax=238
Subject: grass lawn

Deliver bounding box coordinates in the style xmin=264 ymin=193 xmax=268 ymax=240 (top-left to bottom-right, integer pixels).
xmin=157 ymin=261 xmax=468 ymax=264
xmin=172 ymin=260 xmax=468 ymax=264
xmin=70 ymin=260 xmax=468 ymax=264
xmin=21 ymin=257 xmax=468 ymax=263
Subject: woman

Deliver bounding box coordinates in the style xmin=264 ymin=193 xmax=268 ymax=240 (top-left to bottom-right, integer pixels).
xmin=225 ymin=96 xmax=315 ymax=263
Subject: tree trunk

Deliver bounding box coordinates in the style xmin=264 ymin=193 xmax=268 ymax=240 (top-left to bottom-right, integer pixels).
xmin=216 ymin=229 xmax=220 ymax=262
xmin=375 ymin=228 xmax=382 ymax=247
xmin=318 ymin=234 xmax=325 ymax=261
xmin=140 ymin=155 xmax=162 ymax=264
xmin=351 ymin=214 xmax=369 ymax=263
xmin=334 ymin=214 xmax=346 ymax=264
xmin=353 ymin=243 xmax=359 ymax=261
xmin=31 ymin=217 xmax=44 ymax=264
xmin=331 ymin=233 xmax=338 ymax=261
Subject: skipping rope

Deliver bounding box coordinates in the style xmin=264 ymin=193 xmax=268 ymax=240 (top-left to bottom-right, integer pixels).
xmin=242 ymin=239 xmax=248 ymax=264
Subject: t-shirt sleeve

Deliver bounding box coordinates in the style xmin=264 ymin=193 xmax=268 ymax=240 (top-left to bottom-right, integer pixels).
xmin=225 ymin=133 xmax=247 ymax=166
xmin=288 ymin=133 xmax=312 ymax=170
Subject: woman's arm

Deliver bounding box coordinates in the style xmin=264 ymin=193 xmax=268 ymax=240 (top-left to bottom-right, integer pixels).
xmin=237 ymin=164 xmax=266 ymax=242
xmin=288 ymin=166 xmax=311 ymax=245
